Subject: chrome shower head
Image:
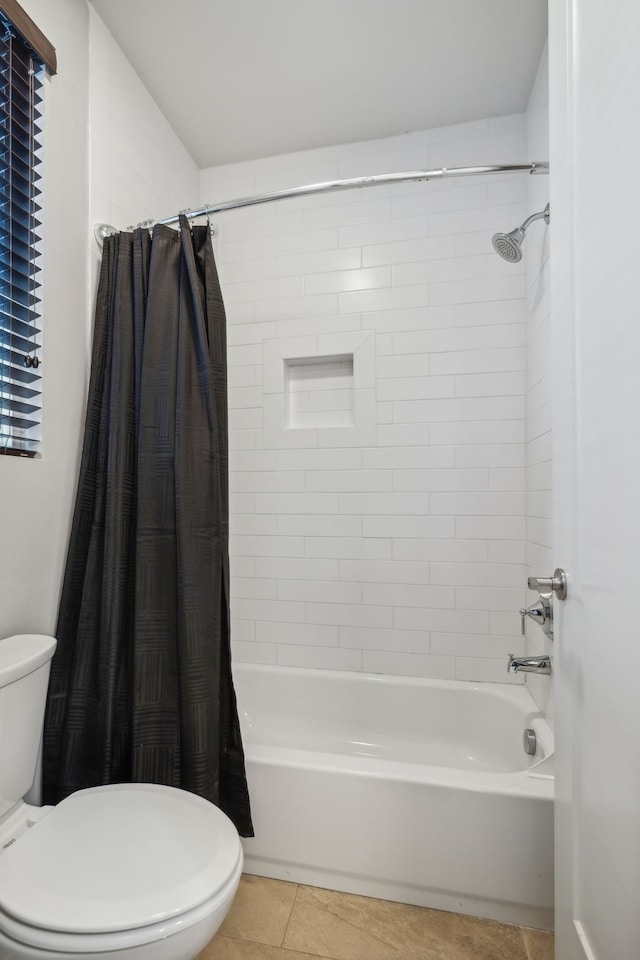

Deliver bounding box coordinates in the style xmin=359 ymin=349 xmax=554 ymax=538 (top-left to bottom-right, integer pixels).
xmin=492 ymin=226 xmax=525 ymax=263
xmin=492 ymin=203 xmax=550 ymax=263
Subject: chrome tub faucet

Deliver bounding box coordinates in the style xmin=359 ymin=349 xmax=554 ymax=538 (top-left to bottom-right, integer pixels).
xmin=507 ymin=654 xmax=552 ymax=676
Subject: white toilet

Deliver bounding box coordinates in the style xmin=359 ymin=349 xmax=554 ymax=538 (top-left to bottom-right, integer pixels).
xmin=0 ymin=634 xmax=243 ymax=960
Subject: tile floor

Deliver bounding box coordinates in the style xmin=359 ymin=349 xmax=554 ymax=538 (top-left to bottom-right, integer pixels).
xmin=197 ymin=875 xmax=554 ymax=960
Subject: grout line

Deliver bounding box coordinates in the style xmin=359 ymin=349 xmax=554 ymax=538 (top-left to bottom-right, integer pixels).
xmin=223 ymin=932 xmax=332 ymax=958
xmin=521 ymin=926 xmax=533 ymax=960
xmin=279 ymin=881 xmax=301 ymax=948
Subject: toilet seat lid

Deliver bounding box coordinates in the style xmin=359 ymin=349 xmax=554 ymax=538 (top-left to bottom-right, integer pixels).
xmin=0 ymin=783 xmax=241 ymax=936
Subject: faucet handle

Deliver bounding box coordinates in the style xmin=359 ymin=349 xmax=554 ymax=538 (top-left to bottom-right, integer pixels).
xmin=520 ymin=602 xmax=545 ymax=635
xmin=520 ymin=598 xmax=553 ymax=639
xmin=527 ymin=568 xmax=567 ymax=599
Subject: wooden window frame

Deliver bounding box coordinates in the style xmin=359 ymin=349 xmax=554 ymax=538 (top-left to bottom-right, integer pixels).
xmin=0 ymin=1 xmax=56 ymax=75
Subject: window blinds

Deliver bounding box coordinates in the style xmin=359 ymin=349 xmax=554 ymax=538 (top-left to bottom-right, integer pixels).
xmin=0 ymin=13 xmax=43 ymax=457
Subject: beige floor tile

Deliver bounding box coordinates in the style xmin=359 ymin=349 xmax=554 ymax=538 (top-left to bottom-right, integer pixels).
xmin=522 ymin=928 xmax=555 ymax=960
xmin=282 ymin=885 xmax=528 ymax=960
xmin=216 ymin=874 xmax=298 ymax=947
xmin=197 ymin=934 xmax=319 ymax=960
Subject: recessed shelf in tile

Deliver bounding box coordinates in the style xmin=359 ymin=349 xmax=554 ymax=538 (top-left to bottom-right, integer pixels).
xmin=285 ymin=354 xmax=354 ymax=429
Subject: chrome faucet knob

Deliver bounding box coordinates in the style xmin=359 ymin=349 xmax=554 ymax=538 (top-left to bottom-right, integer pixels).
xmin=520 ymin=596 xmax=553 ymax=640
xmin=520 ymin=602 xmax=545 ymax=635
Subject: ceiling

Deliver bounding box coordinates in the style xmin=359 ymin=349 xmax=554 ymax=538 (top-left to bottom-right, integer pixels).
xmin=89 ymin=0 xmax=548 ymax=170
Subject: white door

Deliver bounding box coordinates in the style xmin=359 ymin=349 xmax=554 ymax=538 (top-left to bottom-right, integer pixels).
xmin=550 ymin=2 xmax=640 ymax=958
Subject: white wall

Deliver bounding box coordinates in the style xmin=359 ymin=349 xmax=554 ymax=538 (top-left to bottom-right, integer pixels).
xmin=0 ymin=0 xmax=199 ymax=642
xmin=87 ymin=6 xmax=199 ymax=262
xmin=0 ymin=0 xmax=90 ymax=639
xmin=201 ymin=118 xmax=530 ymax=681
xmin=524 ymin=45 xmax=553 ymax=720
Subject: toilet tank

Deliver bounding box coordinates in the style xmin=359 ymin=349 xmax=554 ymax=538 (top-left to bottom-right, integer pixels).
xmin=0 ymin=634 xmax=57 ymax=820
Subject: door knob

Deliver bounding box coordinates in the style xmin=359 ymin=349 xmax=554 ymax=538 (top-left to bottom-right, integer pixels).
xmin=527 ymin=568 xmax=567 ymax=600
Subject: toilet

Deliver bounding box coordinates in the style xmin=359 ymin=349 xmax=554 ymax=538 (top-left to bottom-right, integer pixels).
xmin=0 ymin=634 xmax=243 ymax=960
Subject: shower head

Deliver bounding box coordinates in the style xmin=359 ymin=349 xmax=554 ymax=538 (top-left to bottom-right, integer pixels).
xmin=492 ymin=203 xmax=550 ymax=263
xmin=492 ymin=226 xmax=526 ymax=263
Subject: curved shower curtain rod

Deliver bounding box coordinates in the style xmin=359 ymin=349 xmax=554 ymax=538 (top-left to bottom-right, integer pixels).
xmin=94 ymin=161 xmax=549 ymax=247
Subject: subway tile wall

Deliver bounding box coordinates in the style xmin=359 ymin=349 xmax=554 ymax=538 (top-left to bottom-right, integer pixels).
xmin=201 ymin=116 xmax=531 ymax=683
xmin=524 ymin=45 xmax=553 ymax=720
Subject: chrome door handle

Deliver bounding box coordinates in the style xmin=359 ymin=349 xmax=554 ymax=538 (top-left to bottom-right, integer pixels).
xmin=527 ymin=568 xmax=567 ymax=600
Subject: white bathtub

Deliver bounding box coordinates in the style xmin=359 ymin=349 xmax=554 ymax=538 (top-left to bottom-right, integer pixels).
xmin=233 ymin=663 xmax=554 ymax=930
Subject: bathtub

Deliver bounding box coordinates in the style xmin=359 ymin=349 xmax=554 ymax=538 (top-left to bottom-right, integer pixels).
xmin=233 ymin=663 xmax=554 ymax=930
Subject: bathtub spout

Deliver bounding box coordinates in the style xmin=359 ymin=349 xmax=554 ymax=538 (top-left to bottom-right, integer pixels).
xmin=507 ymin=654 xmax=552 ymax=675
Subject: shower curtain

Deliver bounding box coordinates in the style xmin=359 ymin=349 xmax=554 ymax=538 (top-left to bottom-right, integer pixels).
xmin=42 ymin=217 xmax=253 ymax=836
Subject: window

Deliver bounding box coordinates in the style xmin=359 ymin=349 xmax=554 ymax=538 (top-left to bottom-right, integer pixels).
xmin=0 ymin=2 xmax=55 ymax=457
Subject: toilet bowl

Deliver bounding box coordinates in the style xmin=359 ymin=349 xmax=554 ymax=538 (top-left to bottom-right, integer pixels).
xmin=0 ymin=635 xmax=244 ymax=960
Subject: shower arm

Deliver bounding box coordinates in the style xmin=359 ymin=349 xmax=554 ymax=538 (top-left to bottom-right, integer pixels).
xmin=94 ymin=161 xmax=549 ymax=246
xmin=520 ymin=203 xmax=551 ymax=232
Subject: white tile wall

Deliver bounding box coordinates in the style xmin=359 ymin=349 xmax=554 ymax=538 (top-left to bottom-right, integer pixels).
xmin=524 ymin=44 xmax=554 ymax=721
xmin=88 ymin=7 xmax=199 ymax=262
xmin=201 ymin=116 xmax=531 ymax=682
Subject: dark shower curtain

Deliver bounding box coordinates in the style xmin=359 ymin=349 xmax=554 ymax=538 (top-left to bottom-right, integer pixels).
xmin=43 ymin=217 xmax=253 ymax=837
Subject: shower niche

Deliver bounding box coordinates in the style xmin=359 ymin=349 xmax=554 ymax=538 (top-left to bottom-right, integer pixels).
xmin=284 ymin=354 xmax=355 ymax=429
xmin=263 ymin=331 xmax=376 ymax=448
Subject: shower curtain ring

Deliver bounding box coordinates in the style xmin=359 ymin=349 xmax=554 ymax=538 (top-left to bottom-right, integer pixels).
xmin=205 ymin=211 xmax=217 ymax=237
